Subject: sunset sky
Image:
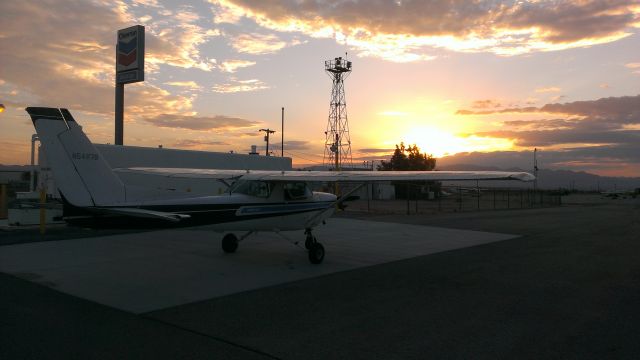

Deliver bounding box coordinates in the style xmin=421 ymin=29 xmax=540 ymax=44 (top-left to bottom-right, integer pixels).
xmin=1 ymin=0 xmax=639 ymax=176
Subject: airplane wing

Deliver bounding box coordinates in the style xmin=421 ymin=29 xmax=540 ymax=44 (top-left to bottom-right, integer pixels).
xmin=115 ymin=167 xmax=535 ymax=182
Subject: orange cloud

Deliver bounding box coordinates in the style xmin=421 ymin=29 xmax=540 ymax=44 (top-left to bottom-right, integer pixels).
xmin=144 ymin=113 xmax=260 ymax=131
xmin=229 ymin=33 xmax=290 ymax=55
xmin=0 ymin=0 xmax=224 ymax=119
xmin=535 ymin=86 xmax=562 ymax=93
xmin=212 ymin=79 xmax=270 ymax=93
xmin=213 ymin=0 xmax=640 ymax=61
xmin=219 ymin=59 xmax=257 ymax=73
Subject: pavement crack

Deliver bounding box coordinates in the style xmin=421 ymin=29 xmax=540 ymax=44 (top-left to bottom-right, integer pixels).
xmin=140 ymin=315 xmax=283 ymax=360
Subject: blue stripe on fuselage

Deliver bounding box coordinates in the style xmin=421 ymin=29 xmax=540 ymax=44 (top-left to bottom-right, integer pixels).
xmin=237 ymin=202 xmax=332 ymax=216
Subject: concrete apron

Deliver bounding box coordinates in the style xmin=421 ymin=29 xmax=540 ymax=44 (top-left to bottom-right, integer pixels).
xmin=0 ymin=218 xmax=518 ymax=313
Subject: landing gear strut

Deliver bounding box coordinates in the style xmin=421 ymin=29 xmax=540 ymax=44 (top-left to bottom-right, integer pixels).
xmin=305 ymin=229 xmax=325 ymax=264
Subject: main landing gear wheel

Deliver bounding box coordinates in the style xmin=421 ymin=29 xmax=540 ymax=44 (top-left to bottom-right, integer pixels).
xmin=308 ymin=242 xmax=325 ymax=264
xmin=222 ymin=233 xmax=238 ymax=253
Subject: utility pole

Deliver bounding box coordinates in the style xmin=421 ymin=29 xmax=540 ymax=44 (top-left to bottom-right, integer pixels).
xmin=281 ymin=107 xmax=284 ymax=157
xmin=30 ymin=134 xmax=39 ymax=193
xmin=259 ymin=128 xmax=276 ymax=156
xmin=533 ymin=148 xmax=539 ymax=191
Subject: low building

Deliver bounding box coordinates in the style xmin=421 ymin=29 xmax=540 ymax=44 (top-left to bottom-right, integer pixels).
xmin=38 ymin=144 xmax=292 ymax=197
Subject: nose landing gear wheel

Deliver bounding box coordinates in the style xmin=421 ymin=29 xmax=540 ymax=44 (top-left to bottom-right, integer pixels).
xmin=308 ymin=242 xmax=325 ymax=264
xmin=222 ymin=233 xmax=239 ymax=253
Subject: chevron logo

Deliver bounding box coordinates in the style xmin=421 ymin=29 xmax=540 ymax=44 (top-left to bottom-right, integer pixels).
xmin=118 ymin=36 xmax=138 ymax=54
xmin=118 ymin=49 xmax=137 ymax=66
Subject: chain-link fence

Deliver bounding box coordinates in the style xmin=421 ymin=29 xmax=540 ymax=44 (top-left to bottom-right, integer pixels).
xmin=343 ymin=183 xmax=562 ymax=215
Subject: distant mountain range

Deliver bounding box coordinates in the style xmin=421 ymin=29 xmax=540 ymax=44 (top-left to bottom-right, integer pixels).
xmin=437 ymin=163 xmax=640 ymax=191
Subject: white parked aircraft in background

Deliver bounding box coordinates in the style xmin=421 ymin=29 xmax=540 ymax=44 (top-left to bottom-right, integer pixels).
xmin=26 ymin=107 xmax=534 ymax=264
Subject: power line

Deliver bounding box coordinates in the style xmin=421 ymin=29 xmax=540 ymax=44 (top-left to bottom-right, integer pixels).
xmin=284 ymin=150 xmax=323 ymax=164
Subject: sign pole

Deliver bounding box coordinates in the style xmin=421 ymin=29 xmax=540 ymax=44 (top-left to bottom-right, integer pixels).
xmin=115 ymin=83 xmax=124 ymax=145
xmin=115 ymin=25 xmax=144 ymax=146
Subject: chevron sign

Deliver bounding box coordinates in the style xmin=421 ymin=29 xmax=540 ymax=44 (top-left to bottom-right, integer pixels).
xmin=116 ymin=25 xmax=145 ymax=84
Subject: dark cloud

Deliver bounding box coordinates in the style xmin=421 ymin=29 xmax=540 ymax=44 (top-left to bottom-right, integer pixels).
xmin=144 ymin=114 xmax=259 ymax=131
xmin=467 ymin=95 xmax=640 ymax=147
xmin=439 ymin=144 xmax=640 ymax=172
xmin=539 ymin=96 xmax=640 ymax=120
xmin=454 ymin=94 xmax=640 ymax=174
xmin=223 ymin=0 xmax=639 ymax=56
xmin=227 ymin=0 xmax=638 ymax=40
xmin=500 ymin=119 xmax=577 ymax=130
xmin=476 ymin=128 xmax=640 ymax=147
xmin=238 ymin=132 xmax=262 ymax=138
xmin=471 ymin=99 xmax=502 ymax=109
xmin=456 ymin=107 xmax=538 ymax=115
xmin=499 ymin=0 xmax=637 ymax=43
xmin=269 ymin=140 xmax=311 ymax=150
xmin=460 ymin=94 xmax=640 ymax=143
xmin=357 ymin=148 xmax=395 ymax=154
xmin=458 ymin=95 xmax=640 ymax=119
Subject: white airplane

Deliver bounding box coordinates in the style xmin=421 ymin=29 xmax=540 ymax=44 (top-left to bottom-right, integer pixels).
xmin=26 ymin=107 xmax=535 ymax=264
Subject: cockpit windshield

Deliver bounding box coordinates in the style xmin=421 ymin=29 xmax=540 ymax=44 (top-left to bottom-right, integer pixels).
xmin=232 ymin=181 xmax=271 ymax=198
xmin=284 ymin=182 xmax=312 ymax=201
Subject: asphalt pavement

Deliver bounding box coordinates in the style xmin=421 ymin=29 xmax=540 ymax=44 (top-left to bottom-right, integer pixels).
xmin=2 ymin=197 xmax=639 ymax=359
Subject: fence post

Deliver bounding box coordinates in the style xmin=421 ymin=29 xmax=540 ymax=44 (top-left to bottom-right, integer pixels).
xmin=493 ymin=190 xmax=496 ymax=209
xmin=520 ymin=190 xmax=523 ymax=208
xmin=406 ymin=183 xmax=410 ymax=215
xmin=477 ymin=180 xmax=480 ymax=210
xmin=459 ymin=186 xmax=463 ymax=211
xmin=0 ymin=182 xmax=7 ymax=219
xmin=507 ymin=190 xmax=510 ymax=209
xmin=39 ymin=187 xmax=46 ymax=235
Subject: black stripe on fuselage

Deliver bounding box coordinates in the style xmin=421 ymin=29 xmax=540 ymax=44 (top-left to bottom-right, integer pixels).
xmin=63 ymin=201 xmax=333 ymax=228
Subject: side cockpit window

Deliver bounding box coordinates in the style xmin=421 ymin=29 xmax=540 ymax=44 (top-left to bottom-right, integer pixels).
xmin=233 ymin=181 xmax=271 ymax=198
xmin=284 ymin=182 xmax=311 ymax=201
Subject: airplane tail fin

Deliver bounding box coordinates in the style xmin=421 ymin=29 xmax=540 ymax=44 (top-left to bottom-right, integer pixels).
xmin=26 ymin=107 xmax=126 ymax=207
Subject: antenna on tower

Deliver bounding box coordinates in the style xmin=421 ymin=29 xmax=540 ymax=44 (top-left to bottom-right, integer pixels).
xmin=323 ymin=54 xmax=353 ymax=171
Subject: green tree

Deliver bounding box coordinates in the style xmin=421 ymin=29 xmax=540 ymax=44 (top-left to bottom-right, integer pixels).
xmin=378 ymin=143 xmax=439 ymax=199
xmin=378 ymin=143 xmax=436 ymax=171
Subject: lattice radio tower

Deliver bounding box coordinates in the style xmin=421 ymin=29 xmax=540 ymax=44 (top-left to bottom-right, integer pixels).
xmin=323 ymin=54 xmax=353 ymax=170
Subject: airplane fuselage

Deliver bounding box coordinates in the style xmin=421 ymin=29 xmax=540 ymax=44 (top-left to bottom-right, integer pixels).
xmin=63 ymin=184 xmax=337 ymax=231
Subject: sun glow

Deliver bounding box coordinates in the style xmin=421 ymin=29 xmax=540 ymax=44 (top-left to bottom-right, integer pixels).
xmin=401 ymin=127 xmax=514 ymax=158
